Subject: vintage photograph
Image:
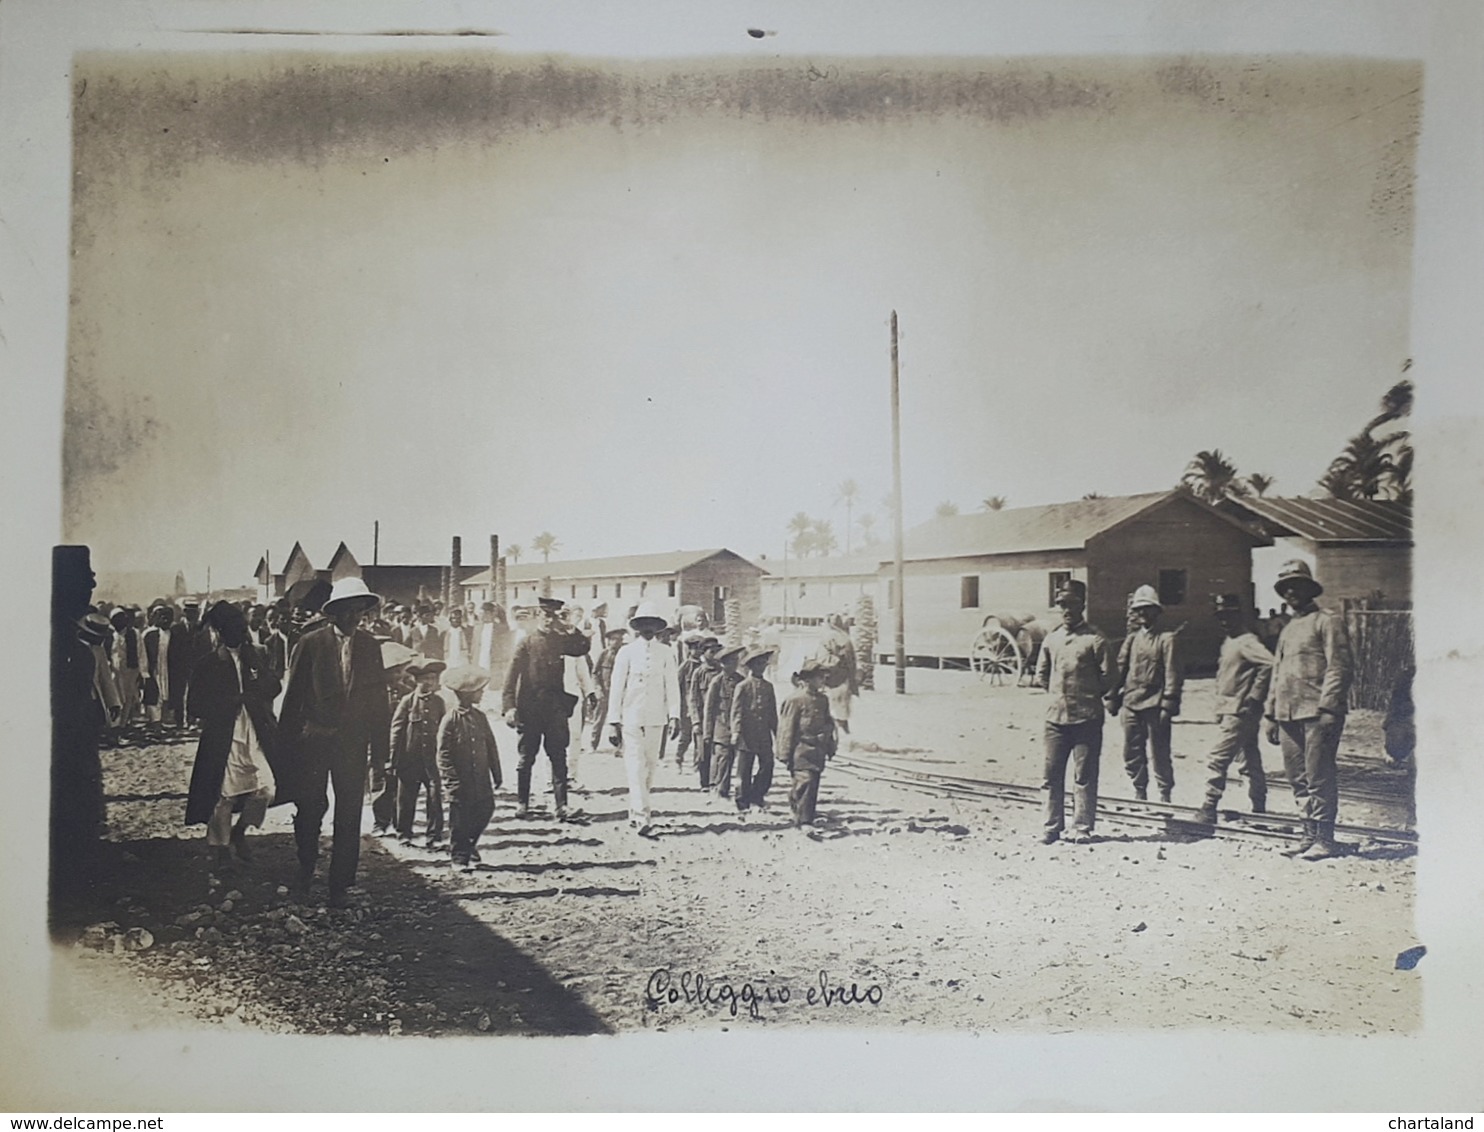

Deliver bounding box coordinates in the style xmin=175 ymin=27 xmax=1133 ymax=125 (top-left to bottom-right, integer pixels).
xmin=45 ymin=39 xmax=1430 ymax=1046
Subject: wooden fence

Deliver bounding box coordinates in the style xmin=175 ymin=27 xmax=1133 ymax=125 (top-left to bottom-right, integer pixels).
xmin=1343 ymin=607 xmax=1414 ymax=712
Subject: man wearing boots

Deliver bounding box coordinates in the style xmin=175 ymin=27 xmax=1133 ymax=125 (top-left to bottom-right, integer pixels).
xmin=1108 ymin=584 xmax=1183 ymax=802
xmin=605 ymin=602 xmax=681 ymax=837
xmin=502 ymin=595 xmax=591 ymax=820
xmin=1035 ymin=580 xmax=1117 ymax=844
xmin=1195 ymin=594 xmax=1273 ymax=824
xmin=1264 ymin=560 xmax=1353 ymax=860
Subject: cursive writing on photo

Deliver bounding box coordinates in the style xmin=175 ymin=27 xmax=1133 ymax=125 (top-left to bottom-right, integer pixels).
xmin=644 ymin=968 xmax=884 ymax=1019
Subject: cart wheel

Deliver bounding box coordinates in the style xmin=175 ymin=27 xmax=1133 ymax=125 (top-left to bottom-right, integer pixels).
xmin=970 ymin=626 xmax=1022 ymax=683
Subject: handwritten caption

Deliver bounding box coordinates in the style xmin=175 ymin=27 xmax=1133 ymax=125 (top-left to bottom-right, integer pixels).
xmin=645 ymin=968 xmax=884 ymax=1019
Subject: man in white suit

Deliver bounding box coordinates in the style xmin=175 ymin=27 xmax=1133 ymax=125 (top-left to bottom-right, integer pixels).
xmin=605 ymin=601 xmax=681 ymax=837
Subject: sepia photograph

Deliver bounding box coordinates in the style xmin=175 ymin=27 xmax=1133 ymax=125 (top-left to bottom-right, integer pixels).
xmin=3 ymin=0 xmax=1483 ymax=1114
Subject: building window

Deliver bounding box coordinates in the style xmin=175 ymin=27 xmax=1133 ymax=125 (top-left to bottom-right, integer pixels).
xmin=615 ymin=582 xmax=622 ymax=598
xmin=591 ymin=584 xmax=598 ymax=599
xmin=570 ymin=585 xmax=577 ymax=599
xmin=713 ymin=586 xmax=728 ymax=623
xmin=887 ymin=579 xmax=895 ymax=608
xmin=640 ymin=580 xmax=648 ymax=596
xmin=799 ymin=582 xmax=807 ymax=598
xmin=667 ymin=579 xmax=677 ymax=597
xmin=1158 ymin=568 xmax=1188 ymax=607
xmin=1048 ymin=571 xmax=1072 ymax=607
xmin=960 ymin=575 xmax=980 ymax=609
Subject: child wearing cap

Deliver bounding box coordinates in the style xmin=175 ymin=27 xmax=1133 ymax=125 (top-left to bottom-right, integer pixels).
xmin=391 ymin=659 xmax=448 ymax=848
xmin=730 ymin=647 xmax=778 ymax=812
xmin=703 ymin=644 xmax=746 ymax=798
xmin=437 ymin=666 xmax=504 ymax=869
xmin=778 ymin=658 xmax=836 ymax=828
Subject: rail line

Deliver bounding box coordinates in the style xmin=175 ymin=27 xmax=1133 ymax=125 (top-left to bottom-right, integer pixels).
xmin=833 ymin=753 xmax=1418 ymax=849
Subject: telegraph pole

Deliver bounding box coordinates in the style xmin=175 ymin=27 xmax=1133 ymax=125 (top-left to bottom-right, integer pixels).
xmin=890 ymin=311 xmax=907 ymax=695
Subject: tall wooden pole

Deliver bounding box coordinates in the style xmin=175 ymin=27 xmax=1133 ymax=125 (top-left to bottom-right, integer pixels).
xmin=890 ymin=310 xmax=907 ymax=694
xmin=489 ymin=534 xmax=500 ymax=606
xmin=449 ymin=536 xmax=462 ymax=611
xmin=373 ymin=520 xmax=380 ymax=566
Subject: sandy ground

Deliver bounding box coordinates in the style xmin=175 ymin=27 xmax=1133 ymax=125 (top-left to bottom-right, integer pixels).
xmin=50 ymin=668 xmax=1421 ymax=1036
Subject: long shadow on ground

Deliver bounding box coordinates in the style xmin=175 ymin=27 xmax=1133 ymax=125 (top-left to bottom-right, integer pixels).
xmin=49 ymin=833 xmax=613 ymax=1037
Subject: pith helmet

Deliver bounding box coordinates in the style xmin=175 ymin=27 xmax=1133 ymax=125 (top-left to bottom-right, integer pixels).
xmin=1129 ymin=584 xmax=1162 ymax=611
xmin=1274 ymin=559 xmax=1323 ymax=598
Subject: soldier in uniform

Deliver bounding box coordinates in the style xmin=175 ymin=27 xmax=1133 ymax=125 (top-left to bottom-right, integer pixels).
xmin=1263 ymin=560 xmax=1353 ymax=860
xmin=1035 ymin=580 xmax=1118 ymax=844
xmin=501 ymin=595 xmax=591 ymax=820
xmin=1108 ymin=584 xmax=1183 ymax=802
xmin=1196 ymin=594 xmax=1273 ymax=823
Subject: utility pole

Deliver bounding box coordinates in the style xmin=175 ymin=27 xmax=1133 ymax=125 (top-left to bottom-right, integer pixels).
xmin=373 ymin=520 xmax=380 ymax=566
xmin=890 ymin=310 xmax=907 ymax=695
xmin=489 ymin=534 xmax=500 ymax=606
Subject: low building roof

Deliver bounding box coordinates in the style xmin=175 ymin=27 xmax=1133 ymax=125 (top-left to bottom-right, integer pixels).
xmin=762 ymin=553 xmax=883 ymax=579
xmin=1222 ymin=496 xmax=1412 ymax=545
xmin=886 ymin=491 xmax=1268 ymax=564
xmin=461 ymin=548 xmax=764 ymax=587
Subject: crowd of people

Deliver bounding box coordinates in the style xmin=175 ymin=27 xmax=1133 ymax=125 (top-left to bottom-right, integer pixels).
xmin=50 ymin=543 xmax=1387 ymax=910
xmin=49 ymin=549 xmax=860 ymax=906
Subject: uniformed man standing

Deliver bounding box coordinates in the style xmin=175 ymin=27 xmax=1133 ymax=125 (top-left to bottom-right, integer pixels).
xmin=502 ymin=595 xmax=591 ymax=819
xmin=1196 ymin=594 xmax=1273 ymax=823
xmin=1035 ymin=580 xmax=1118 ymax=844
xmin=605 ymin=602 xmax=681 ymax=836
xmin=1108 ymin=584 xmax=1183 ymax=802
xmin=1264 ymin=560 xmax=1353 ymax=860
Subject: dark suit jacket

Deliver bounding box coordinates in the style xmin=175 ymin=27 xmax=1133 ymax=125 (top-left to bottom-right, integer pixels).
xmin=279 ymin=623 xmax=391 ymax=786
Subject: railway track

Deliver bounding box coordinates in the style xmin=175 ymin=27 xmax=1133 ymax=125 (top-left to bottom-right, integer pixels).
xmin=833 ymin=752 xmax=1418 ymax=849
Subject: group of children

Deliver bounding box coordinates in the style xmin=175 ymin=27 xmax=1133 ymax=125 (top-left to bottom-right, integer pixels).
xmin=675 ymin=632 xmax=840 ymax=829
xmin=380 ymin=624 xmax=846 ymax=862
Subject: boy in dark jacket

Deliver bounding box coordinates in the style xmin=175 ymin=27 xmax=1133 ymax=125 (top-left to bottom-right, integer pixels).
xmin=438 ymin=665 xmax=503 ymax=869
xmin=778 ymin=657 xmax=836 ymax=828
xmin=391 ymin=659 xmax=447 ymax=848
xmin=730 ymin=646 xmax=778 ymax=812
xmin=704 ymin=644 xmax=746 ymax=798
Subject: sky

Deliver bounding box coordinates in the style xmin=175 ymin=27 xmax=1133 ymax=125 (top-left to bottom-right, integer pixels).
xmin=63 ymin=51 xmax=1420 ymax=592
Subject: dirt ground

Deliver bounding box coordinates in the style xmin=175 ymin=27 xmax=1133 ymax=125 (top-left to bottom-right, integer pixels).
xmin=50 ymin=668 xmax=1422 ymax=1036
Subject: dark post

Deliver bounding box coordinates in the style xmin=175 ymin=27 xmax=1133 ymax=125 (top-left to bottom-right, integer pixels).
xmin=890 ymin=310 xmax=907 ymax=695
xmin=450 ymin=536 xmax=462 ymax=611
xmin=489 ymin=535 xmax=500 ymax=606
xmin=373 ymin=520 xmax=380 ymax=566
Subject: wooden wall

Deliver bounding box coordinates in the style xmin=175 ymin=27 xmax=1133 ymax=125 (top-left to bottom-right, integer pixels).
xmin=1088 ymin=496 xmax=1257 ymax=670
xmin=878 ymin=549 xmax=1085 ymax=661
xmin=678 ymin=556 xmax=764 ymax=629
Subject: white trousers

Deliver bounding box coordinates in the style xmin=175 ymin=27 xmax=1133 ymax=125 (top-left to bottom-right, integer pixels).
xmin=622 ymin=725 xmax=666 ymax=826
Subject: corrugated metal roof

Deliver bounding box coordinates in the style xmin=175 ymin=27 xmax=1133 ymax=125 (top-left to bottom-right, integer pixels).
xmin=889 ymin=492 xmax=1178 ymax=562
xmin=1233 ymin=497 xmax=1412 ymax=544
xmin=461 ymin=548 xmax=763 ymax=587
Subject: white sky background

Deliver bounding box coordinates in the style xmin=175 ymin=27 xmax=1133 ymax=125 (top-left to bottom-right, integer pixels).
xmin=65 ymin=51 xmax=1419 ymax=588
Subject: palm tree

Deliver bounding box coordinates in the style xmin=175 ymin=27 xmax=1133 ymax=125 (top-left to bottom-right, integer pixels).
xmin=812 ymin=518 xmax=838 ymax=557
xmin=856 ymin=512 xmax=878 ymax=547
xmin=1244 ymin=472 xmax=1277 ymax=497
xmin=1081 ymin=492 xmax=1106 ymax=501
xmin=834 ymin=479 xmax=861 ymax=554
xmin=1318 ymin=374 xmax=1414 ymax=502
xmin=1180 ymin=449 xmax=1247 ymax=503
xmin=506 ymin=544 xmax=523 ymax=565
xmin=934 ymin=501 xmax=960 ymax=519
xmin=788 ymin=511 xmax=815 ymax=558
xmin=981 ymin=495 xmax=1008 ymax=512
xmin=531 ymin=532 xmax=559 ymax=563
